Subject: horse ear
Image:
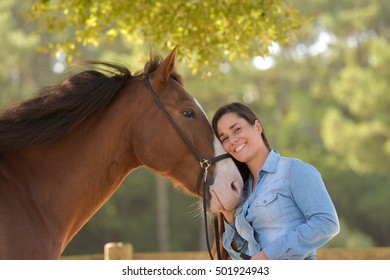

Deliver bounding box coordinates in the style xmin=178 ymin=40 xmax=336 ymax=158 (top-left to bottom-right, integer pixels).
xmin=154 ymin=45 xmax=179 ymax=83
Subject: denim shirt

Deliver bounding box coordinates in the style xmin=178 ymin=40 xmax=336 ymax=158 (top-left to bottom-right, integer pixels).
xmin=222 ymin=150 xmax=340 ymax=260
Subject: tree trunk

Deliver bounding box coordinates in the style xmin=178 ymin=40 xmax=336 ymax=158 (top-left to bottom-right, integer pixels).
xmin=156 ymin=175 xmax=170 ymax=252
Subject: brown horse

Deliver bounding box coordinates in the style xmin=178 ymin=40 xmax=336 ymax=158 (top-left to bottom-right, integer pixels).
xmin=0 ymin=47 xmax=243 ymax=259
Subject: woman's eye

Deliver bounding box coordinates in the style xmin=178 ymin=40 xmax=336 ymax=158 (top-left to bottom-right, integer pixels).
xmin=182 ymin=109 xmax=195 ymax=118
xmin=235 ymin=127 xmax=241 ymax=133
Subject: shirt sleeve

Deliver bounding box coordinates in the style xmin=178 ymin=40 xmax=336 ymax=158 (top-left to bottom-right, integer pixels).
xmin=222 ymin=220 xmax=249 ymax=260
xmin=263 ymin=160 xmax=340 ymax=259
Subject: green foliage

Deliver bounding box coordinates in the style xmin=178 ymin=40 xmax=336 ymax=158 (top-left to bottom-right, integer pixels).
xmin=292 ymin=0 xmax=390 ymax=177
xmin=321 ymin=37 xmax=390 ymax=175
xmin=28 ymin=0 xmax=307 ymax=76
xmin=0 ymin=0 xmax=51 ymax=107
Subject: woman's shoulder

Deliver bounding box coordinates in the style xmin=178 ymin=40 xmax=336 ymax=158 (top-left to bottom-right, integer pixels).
xmin=277 ymin=153 xmax=321 ymax=177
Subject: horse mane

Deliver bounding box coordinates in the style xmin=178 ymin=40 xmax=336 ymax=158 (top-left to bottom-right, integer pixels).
xmin=0 ymin=55 xmax=181 ymax=151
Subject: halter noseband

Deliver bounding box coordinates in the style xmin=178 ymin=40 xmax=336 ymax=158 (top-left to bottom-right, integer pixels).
xmin=143 ymin=74 xmax=229 ymax=260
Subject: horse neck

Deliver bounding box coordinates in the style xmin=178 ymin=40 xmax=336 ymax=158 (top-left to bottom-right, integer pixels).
xmin=3 ymin=91 xmax=141 ymax=253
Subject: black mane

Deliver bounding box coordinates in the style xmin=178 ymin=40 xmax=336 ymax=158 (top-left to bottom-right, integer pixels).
xmin=0 ymin=56 xmax=181 ymax=151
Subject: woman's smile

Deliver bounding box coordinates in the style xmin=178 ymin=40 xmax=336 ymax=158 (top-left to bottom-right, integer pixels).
xmin=234 ymin=143 xmax=246 ymax=153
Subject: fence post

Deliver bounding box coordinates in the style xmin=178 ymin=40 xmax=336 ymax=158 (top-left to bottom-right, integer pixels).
xmin=104 ymin=242 xmax=133 ymax=260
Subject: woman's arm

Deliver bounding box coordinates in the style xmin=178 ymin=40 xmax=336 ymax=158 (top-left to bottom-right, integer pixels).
xmin=263 ymin=160 xmax=340 ymax=259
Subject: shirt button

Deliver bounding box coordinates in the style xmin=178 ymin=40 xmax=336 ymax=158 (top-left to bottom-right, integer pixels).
xmin=263 ymin=200 xmax=267 ymax=203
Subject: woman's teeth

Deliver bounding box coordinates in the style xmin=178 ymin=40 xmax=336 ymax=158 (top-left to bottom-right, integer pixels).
xmin=235 ymin=143 xmax=246 ymax=153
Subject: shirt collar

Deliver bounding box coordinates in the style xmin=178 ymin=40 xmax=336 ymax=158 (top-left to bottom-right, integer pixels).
xmin=260 ymin=149 xmax=280 ymax=174
xmin=244 ymin=150 xmax=281 ymax=194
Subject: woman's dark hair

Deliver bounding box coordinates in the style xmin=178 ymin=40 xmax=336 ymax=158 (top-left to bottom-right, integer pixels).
xmin=212 ymin=102 xmax=271 ymax=150
xmin=212 ymin=102 xmax=271 ymax=181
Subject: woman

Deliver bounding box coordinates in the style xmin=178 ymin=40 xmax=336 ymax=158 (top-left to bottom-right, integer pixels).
xmin=211 ymin=102 xmax=340 ymax=260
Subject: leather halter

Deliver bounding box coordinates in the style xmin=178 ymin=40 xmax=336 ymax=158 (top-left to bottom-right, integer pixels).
xmin=143 ymin=74 xmax=229 ymax=260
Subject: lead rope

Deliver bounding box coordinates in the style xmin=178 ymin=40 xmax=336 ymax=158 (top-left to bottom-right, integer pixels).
xmin=214 ymin=216 xmax=222 ymax=260
xmin=202 ymin=165 xmax=215 ymax=260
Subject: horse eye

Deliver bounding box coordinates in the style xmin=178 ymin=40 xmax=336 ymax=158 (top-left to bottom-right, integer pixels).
xmin=182 ymin=109 xmax=195 ymax=119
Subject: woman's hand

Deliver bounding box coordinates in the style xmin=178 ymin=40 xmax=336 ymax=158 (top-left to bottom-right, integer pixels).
xmin=221 ymin=208 xmax=236 ymax=224
xmin=251 ymin=250 xmax=269 ymax=260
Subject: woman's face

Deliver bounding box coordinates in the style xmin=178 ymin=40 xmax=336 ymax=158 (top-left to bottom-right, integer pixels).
xmin=216 ymin=112 xmax=263 ymax=164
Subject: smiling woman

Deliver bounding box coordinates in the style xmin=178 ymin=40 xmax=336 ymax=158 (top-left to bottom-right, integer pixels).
xmin=212 ymin=102 xmax=340 ymax=260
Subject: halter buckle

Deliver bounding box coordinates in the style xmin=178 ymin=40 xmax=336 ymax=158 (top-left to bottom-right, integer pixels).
xmin=200 ymin=159 xmax=211 ymax=183
xmin=199 ymin=159 xmax=211 ymax=169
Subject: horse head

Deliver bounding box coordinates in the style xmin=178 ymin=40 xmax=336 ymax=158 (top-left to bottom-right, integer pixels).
xmin=131 ymin=46 xmax=243 ymax=213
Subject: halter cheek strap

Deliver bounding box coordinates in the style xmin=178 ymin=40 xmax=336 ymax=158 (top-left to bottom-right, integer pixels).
xmin=143 ymin=74 xmax=229 ymax=260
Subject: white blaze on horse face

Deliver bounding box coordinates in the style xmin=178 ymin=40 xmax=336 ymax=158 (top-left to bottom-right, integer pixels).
xmin=193 ymin=99 xmax=243 ymax=213
xmin=209 ymin=137 xmax=243 ymax=213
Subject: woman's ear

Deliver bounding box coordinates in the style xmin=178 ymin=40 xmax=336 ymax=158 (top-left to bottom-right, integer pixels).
xmin=254 ymin=120 xmax=263 ymax=134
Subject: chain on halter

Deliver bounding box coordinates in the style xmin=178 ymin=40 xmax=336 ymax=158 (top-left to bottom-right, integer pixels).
xmin=143 ymin=74 xmax=230 ymax=260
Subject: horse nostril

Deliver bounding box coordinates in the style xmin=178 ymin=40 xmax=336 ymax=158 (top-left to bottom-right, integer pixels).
xmin=231 ymin=181 xmax=237 ymax=192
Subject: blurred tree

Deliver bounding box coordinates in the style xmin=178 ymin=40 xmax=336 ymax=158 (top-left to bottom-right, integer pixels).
xmin=322 ymin=37 xmax=390 ymax=175
xmin=307 ymin=0 xmax=390 ymax=175
xmin=0 ymin=0 xmax=53 ymax=106
xmin=28 ymin=0 xmax=307 ymax=76
xmin=156 ymin=175 xmax=170 ymax=252
xmin=327 ymin=218 xmax=374 ymax=248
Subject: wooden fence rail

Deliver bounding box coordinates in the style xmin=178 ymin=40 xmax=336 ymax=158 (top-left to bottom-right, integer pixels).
xmin=60 ymin=242 xmax=390 ymax=260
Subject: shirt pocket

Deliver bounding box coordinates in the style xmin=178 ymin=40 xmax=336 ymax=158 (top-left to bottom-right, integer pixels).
xmin=253 ymin=193 xmax=280 ymax=223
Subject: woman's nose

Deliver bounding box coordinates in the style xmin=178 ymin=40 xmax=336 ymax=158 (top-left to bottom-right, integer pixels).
xmin=229 ymin=135 xmax=238 ymax=144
